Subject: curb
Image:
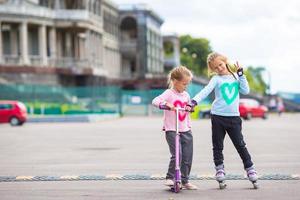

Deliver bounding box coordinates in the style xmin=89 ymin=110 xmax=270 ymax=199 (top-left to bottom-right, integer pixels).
xmin=27 ymin=113 xmax=120 ymax=123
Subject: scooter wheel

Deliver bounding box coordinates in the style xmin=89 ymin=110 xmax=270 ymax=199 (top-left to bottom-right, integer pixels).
xmin=174 ymin=182 xmax=181 ymax=193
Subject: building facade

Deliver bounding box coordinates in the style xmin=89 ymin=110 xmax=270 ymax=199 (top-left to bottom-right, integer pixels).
xmin=0 ymin=0 xmax=120 ymax=86
xmin=0 ymin=0 xmax=173 ymax=88
xmin=163 ymin=33 xmax=180 ymax=72
xmin=119 ymin=4 xmax=165 ymax=89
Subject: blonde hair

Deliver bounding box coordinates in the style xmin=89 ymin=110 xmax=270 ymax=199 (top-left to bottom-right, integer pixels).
xmin=207 ymin=52 xmax=236 ymax=79
xmin=167 ymin=66 xmax=193 ymax=88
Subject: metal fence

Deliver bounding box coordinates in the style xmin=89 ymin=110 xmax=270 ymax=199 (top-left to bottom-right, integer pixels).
xmin=0 ymin=83 xmax=210 ymax=116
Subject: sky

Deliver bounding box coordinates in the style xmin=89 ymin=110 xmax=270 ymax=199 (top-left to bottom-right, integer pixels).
xmin=114 ymin=0 xmax=300 ymax=93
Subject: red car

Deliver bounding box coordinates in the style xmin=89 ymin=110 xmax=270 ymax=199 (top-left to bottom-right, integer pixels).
xmin=239 ymin=98 xmax=268 ymax=120
xmin=0 ymin=100 xmax=28 ymax=126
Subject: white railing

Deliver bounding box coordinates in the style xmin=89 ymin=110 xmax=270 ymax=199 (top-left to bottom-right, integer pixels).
xmin=54 ymin=10 xmax=89 ymax=21
xmin=120 ymin=40 xmax=137 ymax=56
xmin=50 ymin=57 xmax=87 ymax=68
xmin=0 ymin=4 xmax=53 ymax=18
xmin=1 ymin=55 xmax=104 ymax=73
xmin=49 ymin=57 xmax=102 ymax=69
xmin=3 ymin=55 xmax=20 ymax=65
xmin=0 ymin=4 xmax=101 ymax=23
xmin=29 ymin=55 xmax=42 ymax=66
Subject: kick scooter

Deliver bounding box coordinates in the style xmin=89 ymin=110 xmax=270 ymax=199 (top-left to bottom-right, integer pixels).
xmin=160 ymin=106 xmax=189 ymax=193
xmin=171 ymin=107 xmax=186 ymax=193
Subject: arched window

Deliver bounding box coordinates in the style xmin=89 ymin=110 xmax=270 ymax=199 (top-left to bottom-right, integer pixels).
xmin=120 ymin=17 xmax=137 ymax=40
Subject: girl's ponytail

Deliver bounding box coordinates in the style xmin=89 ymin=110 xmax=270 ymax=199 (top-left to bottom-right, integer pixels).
xmin=226 ymin=64 xmax=237 ymax=80
xmin=167 ymin=66 xmax=193 ymax=88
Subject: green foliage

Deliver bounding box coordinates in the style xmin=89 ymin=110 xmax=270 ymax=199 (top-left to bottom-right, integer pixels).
xmin=180 ymin=35 xmax=212 ymax=76
xmin=163 ymin=41 xmax=174 ymax=58
xmin=245 ymin=66 xmax=268 ymax=95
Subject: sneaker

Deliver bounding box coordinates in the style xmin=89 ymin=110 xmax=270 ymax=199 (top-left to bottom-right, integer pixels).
xmin=182 ymin=182 xmax=198 ymax=190
xmin=164 ymin=179 xmax=174 ymax=186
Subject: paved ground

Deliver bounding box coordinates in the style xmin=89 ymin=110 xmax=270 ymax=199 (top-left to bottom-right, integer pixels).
xmin=0 ymin=113 xmax=300 ymax=199
xmin=1 ymin=180 xmax=300 ymax=200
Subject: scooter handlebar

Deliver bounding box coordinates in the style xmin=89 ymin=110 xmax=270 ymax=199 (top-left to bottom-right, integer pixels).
xmin=159 ymin=106 xmax=192 ymax=112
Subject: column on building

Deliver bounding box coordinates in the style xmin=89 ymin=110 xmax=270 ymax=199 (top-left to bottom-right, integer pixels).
xmin=65 ymin=31 xmax=72 ymax=67
xmin=78 ymin=31 xmax=86 ymax=63
xmin=11 ymin=25 xmax=18 ymax=57
xmin=65 ymin=32 xmax=72 ymax=57
xmin=84 ymin=29 xmax=90 ymax=64
xmin=74 ymin=33 xmax=78 ymax=58
xmin=85 ymin=30 xmax=91 ymax=66
xmin=91 ymin=32 xmax=96 ymax=67
xmin=56 ymin=30 xmax=62 ymax=65
xmin=74 ymin=32 xmax=80 ymax=66
xmin=54 ymin=0 xmax=60 ymax=9
xmin=38 ymin=24 xmax=48 ymax=66
xmin=49 ymin=27 xmax=57 ymax=66
xmin=97 ymin=33 xmax=103 ymax=67
xmin=20 ymin=21 xmax=30 ymax=65
xmin=96 ymin=33 xmax=100 ymax=67
xmin=84 ymin=0 xmax=89 ymax=11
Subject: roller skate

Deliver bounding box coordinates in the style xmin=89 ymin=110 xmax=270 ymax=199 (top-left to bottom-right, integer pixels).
xmin=246 ymin=167 xmax=259 ymax=189
xmin=215 ymin=166 xmax=227 ymax=189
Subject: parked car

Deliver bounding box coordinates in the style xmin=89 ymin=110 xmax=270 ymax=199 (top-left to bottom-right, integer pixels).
xmin=199 ymin=108 xmax=211 ymax=119
xmin=0 ymin=100 xmax=28 ymax=126
xmin=239 ymin=98 xmax=268 ymax=120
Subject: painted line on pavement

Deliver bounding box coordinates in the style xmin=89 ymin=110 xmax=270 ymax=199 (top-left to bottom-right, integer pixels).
xmin=0 ymin=174 xmax=299 ymax=182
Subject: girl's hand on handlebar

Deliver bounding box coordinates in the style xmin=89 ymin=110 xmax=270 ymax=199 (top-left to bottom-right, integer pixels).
xmin=185 ymin=100 xmax=197 ymax=112
xmin=159 ymin=102 xmax=174 ymax=110
xmin=166 ymin=103 xmax=175 ymax=111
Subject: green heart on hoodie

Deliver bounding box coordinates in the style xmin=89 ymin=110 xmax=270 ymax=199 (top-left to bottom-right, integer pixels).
xmin=221 ymin=82 xmax=239 ymax=105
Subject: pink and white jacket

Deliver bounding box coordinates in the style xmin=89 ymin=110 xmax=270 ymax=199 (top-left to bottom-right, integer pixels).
xmin=152 ymin=89 xmax=191 ymax=132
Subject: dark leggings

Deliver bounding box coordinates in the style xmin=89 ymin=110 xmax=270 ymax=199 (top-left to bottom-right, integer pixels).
xmin=211 ymin=114 xmax=253 ymax=169
xmin=165 ymin=130 xmax=193 ymax=184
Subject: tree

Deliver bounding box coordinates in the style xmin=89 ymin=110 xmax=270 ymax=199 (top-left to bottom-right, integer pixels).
xmin=245 ymin=66 xmax=268 ymax=95
xmin=180 ymin=35 xmax=212 ymax=76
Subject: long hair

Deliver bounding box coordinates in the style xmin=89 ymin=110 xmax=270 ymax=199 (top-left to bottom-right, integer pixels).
xmin=207 ymin=52 xmax=237 ymax=80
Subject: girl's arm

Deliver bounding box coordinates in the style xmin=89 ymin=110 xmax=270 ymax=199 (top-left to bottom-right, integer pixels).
xmin=238 ymin=75 xmax=250 ymax=94
xmin=235 ymin=63 xmax=250 ymax=94
xmin=152 ymin=89 xmax=174 ymax=110
xmin=193 ymin=76 xmax=217 ymax=104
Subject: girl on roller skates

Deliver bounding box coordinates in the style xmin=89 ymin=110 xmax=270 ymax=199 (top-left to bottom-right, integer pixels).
xmin=186 ymin=52 xmax=259 ymax=189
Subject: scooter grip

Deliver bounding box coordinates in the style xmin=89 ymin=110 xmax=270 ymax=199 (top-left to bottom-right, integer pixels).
xmin=186 ymin=100 xmax=197 ymax=112
xmin=159 ymin=104 xmax=171 ymax=110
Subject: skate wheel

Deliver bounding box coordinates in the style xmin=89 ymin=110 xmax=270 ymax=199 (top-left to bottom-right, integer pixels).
xmin=219 ymin=181 xmax=227 ymax=189
xmin=253 ymin=182 xmax=259 ymax=189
